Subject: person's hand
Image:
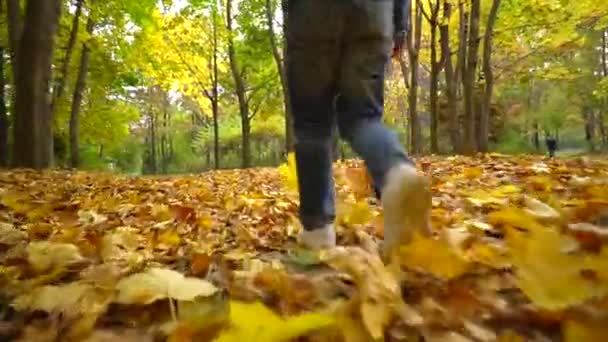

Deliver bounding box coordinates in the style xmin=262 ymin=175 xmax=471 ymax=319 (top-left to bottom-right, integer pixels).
xmin=392 ymin=31 xmax=406 ymax=58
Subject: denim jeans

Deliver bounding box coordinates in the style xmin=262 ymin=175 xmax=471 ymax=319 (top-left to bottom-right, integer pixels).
xmin=287 ymin=0 xmax=411 ymax=230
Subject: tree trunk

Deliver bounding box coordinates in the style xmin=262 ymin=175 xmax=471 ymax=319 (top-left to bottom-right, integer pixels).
xmin=425 ymin=0 xmax=440 ymax=154
xmin=584 ymin=109 xmax=596 ymax=152
xmin=456 ymin=0 xmax=468 ymax=96
xmin=462 ymin=0 xmax=480 ymax=155
xmin=601 ymin=29 xmax=608 ymax=150
xmin=212 ymin=2 xmax=220 ymax=169
xmin=50 ymin=0 xmax=83 ymax=117
xmin=478 ymin=0 xmax=501 ymax=153
xmin=6 ymin=0 xmax=21 ymax=73
xmin=599 ymin=111 xmax=607 ymax=150
xmin=226 ymin=0 xmax=251 ymax=168
xmin=12 ymin=0 xmax=62 ymax=169
xmin=68 ymin=15 xmax=94 ymax=169
xmin=407 ymin=0 xmax=423 ymax=155
xmin=440 ymin=0 xmax=461 ymax=154
xmin=282 ymin=0 xmax=294 ymax=154
xmin=0 ymin=47 xmax=8 ymax=166
xmin=532 ymin=121 xmax=540 ymax=151
xmin=5 ymin=0 xmax=21 ymax=148
xmin=267 ymin=0 xmax=293 ymax=153
xmin=149 ymin=108 xmax=157 ymax=173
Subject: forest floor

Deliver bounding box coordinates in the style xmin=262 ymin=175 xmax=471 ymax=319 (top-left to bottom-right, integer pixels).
xmin=0 ymin=154 xmax=607 ymax=341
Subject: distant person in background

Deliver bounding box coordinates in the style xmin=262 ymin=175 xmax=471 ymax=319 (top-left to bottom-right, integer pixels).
xmin=546 ymin=136 xmax=558 ymax=158
xmin=286 ymin=0 xmax=432 ymax=261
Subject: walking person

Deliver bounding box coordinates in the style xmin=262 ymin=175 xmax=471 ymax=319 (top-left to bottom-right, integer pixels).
xmin=546 ymin=136 xmax=557 ymax=158
xmin=286 ymin=0 xmax=432 ymax=260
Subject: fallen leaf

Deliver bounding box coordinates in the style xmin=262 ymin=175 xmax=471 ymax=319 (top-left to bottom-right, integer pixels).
xmin=398 ymin=235 xmax=470 ymax=280
xmin=214 ymin=301 xmax=334 ymax=342
xmin=507 ymin=224 xmax=608 ymax=310
xmin=523 ymin=196 xmax=561 ymax=222
xmin=27 ymin=241 xmax=85 ymax=273
xmin=0 ymin=223 xmax=27 ymax=247
xmin=321 ymin=247 xmax=406 ymax=339
xmin=115 ymin=267 xmax=218 ymax=305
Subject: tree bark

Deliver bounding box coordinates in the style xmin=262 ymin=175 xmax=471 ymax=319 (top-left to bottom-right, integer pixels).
xmin=456 ymin=0 xmax=468 ymax=96
xmin=406 ymin=0 xmax=423 ymax=155
xmin=212 ymin=1 xmax=220 ymax=169
xmin=478 ymin=0 xmax=501 ymax=153
xmin=12 ymin=0 xmax=62 ymax=169
xmin=5 ymin=0 xmax=21 ymax=147
xmin=282 ymin=0 xmax=294 ymax=154
xmin=69 ymin=15 xmax=94 ymax=169
xmin=424 ymin=0 xmax=441 ymax=154
xmin=601 ymin=29 xmax=608 ymax=150
xmin=462 ymin=0 xmax=480 ymax=154
xmin=584 ymin=108 xmax=596 ymax=152
xmin=226 ymin=0 xmax=251 ymax=168
xmin=532 ymin=121 xmax=540 ymax=151
xmin=0 ymin=47 xmax=8 ymax=166
xmin=6 ymin=0 xmax=21 ymax=72
xmin=51 ymin=0 xmax=83 ymax=118
xmin=440 ymin=0 xmax=461 ymax=153
xmin=266 ymin=0 xmax=293 ymax=154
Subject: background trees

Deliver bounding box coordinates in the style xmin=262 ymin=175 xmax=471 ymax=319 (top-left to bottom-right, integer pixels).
xmin=2 ymin=0 xmax=607 ymax=171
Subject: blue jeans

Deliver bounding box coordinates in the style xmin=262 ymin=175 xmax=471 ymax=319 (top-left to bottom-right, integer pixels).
xmin=287 ymin=0 xmax=411 ymax=229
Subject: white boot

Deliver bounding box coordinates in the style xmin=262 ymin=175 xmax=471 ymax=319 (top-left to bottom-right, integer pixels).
xmin=298 ymin=224 xmax=336 ymax=250
xmin=380 ymin=163 xmax=432 ymax=262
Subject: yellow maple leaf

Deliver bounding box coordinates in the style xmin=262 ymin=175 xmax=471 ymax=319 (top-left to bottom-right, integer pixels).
xmin=507 ymin=225 xmax=608 ymax=310
xmin=214 ymin=301 xmax=334 ymax=342
xmin=488 ymin=208 xmax=546 ymax=232
xmin=115 ymin=268 xmax=217 ymax=305
xmin=398 ymin=235 xmax=470 ymax=280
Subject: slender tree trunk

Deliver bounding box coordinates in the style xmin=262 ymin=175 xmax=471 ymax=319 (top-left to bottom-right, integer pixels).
xmin=5 ymin=0 xmax=21 ymax=152
xmin=212 ymin=2 xmax=220 ymax=169
xmin=397 ymin=52 xmax=413 ymax=148
xmin=584 ymin=109 xmax=596 ymax=152
xmin=462 ymin=0 xmax=480 ymax=154
xmin=50 ymin=0 xmax=83 ymax=117
xmin=532 ymin=121 xmax=540 ymax=151
xmin=601 ymin=29 xmax=608 ymax=150
xmin=0 ymin=47 xmax=8 ymax=166
xmin=68 ymin=15 xmax=94 ymax=169
xmin=149 ymin=107 xmax=157 ymax=173
xmin=456 ymin=0 xmax=468 ymax=96
xmin=440 ymin=0 xmax=461 ymax=154
xmin=478 ymin=0 xmax=501 ymax=153
xmin=266 ymin=0 xmax=293 ymax=153
xmin=6 ymin=0 xmax=21 ymax=73
xmin=407 ymin=0 xmax=423 ymax=155
xmin=12 ymin=0 xmax=62 ymax=169
xmin=599 ymin=111 xmax=606 ymax=150
xmin=226 ymin=0 xmax=251 ymax=168
xmin=282 ymin=0 xmax=294 ymax=154
xmin=160 ymin=94 xmax=170 ymax=174
xmin=426 ymin=0 xmax=440 ymax=154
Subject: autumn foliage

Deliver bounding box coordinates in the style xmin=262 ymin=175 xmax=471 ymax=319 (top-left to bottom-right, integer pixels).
xmin=0 ymin=154 xmax=607 ymax=341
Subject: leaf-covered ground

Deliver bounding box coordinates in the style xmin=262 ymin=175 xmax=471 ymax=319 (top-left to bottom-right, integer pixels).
xmin=1 ymin=155 xmax=607 ymax=341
